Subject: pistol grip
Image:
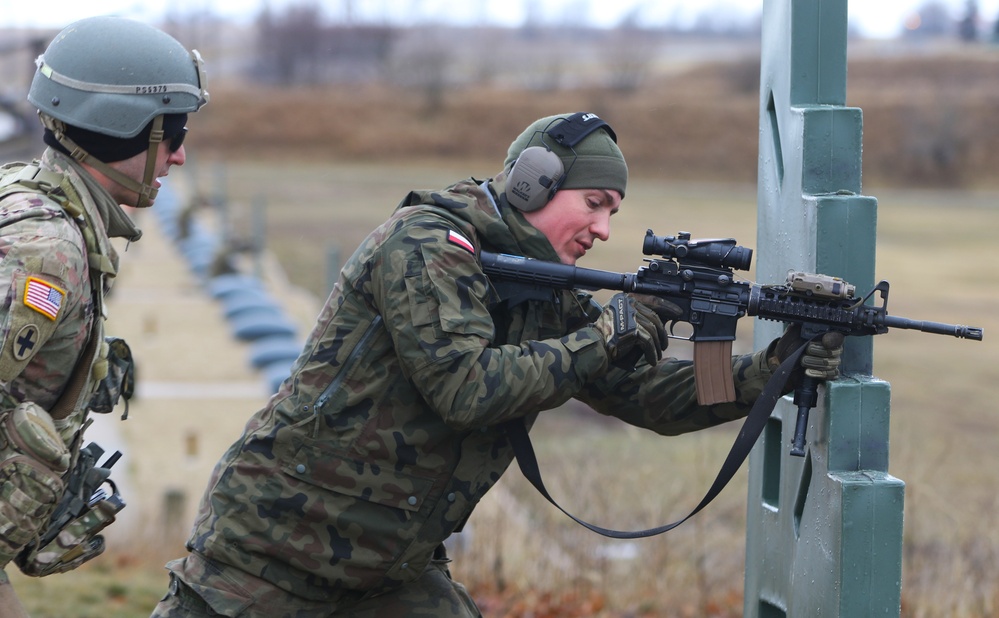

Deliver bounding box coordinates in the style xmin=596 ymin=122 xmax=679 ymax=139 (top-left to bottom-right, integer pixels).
xmin=693 ymin=340 xmax=736 ymax=405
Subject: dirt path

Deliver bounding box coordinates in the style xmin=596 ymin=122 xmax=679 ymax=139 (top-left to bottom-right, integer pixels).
xmin=97 ymin=172 xmax=320 ymax=549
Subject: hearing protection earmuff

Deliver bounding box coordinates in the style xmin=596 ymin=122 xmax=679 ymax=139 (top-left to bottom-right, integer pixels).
xmin=505 ymin=112 xmax=617 ymax=212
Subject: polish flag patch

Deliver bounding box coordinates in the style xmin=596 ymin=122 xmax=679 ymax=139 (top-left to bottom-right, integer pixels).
xmin=447 ymin=230 xmax=475 ymax=254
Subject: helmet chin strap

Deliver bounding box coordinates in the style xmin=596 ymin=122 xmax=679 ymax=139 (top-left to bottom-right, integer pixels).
xmin=39 ymin=113 xmax=163 ymax=208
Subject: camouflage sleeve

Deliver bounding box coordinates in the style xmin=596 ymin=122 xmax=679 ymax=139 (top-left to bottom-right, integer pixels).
xmin=371 ymin=219 xmax=609 ymax=430
xmin=578 ymin=348 xmax=775 ymax=436
xmin=0 ymin=204 xmax=90 ymax=409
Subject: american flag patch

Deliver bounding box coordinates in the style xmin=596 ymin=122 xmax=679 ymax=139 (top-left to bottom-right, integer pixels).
xmin=447 ymin=230 xmax=475 ymax=254
xmin=24 ymin=277 xmax=65 ymax=321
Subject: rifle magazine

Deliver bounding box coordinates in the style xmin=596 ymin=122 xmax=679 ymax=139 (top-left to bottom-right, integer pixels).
xmin=694 ymin=340 xmax=737 ymax=405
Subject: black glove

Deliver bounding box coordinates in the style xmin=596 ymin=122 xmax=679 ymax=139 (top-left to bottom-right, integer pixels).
xmin=628 ymin=293 xmax=683 ymax=326
xmin=594 ymin=293 xmax=667 ymax=369
xmin=769 ymin=324 xmax=845 ymax=389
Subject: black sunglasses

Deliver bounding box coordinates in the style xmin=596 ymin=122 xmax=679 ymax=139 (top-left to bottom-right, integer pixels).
xmin=168 ymin=127 xmax=188 ymax=153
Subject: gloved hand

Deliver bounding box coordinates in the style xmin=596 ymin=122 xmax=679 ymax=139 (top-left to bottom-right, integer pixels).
xmin=769 ymin=324 xmax=845 ymax=389
xmin=628 ymin=293 xmax=683 ymax=326
xmin=593 ymin=293 xmax=667 ymax=369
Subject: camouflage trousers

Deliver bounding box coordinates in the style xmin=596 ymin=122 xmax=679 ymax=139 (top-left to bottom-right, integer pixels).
xmin=149 ymin=549 xmax=481 ymax=618
xmin=0 ymin=568 xmax=30 ymax=618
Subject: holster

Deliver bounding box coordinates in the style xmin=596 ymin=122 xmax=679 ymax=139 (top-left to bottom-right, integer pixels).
xmin=15 ymin=442 xmax=125 ymax=577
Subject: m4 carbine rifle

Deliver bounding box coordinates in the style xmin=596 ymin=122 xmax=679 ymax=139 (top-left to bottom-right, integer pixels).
xmin=480 ymin=230 xmax=983 ymax=457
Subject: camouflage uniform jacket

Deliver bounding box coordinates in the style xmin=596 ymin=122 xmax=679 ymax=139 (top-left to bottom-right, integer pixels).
xmin=0 ymin=148 xmax=139 ymax=440
xmin=187 ymin=174 xmax=775 ymax=602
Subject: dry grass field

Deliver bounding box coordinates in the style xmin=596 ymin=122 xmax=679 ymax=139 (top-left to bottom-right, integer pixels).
xmin=6 ymin=45 xmax=999 ymax=617
xmin=9 ymin=171 xmax=996 ymax=618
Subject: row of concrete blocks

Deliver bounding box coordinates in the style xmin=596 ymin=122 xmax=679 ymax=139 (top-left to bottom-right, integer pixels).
xmin=152 ymin=184 xmax=304 ymax=394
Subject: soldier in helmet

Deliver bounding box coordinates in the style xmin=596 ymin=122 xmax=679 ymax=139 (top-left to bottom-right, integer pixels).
xmin=152 ymin=113 xmax=840 ymax=617
xmin=0 ymin=16 xmax=208 ymax=616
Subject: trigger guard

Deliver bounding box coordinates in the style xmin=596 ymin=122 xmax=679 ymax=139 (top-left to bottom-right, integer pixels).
xmin=667 ymin=319 xmax=694 ymax=341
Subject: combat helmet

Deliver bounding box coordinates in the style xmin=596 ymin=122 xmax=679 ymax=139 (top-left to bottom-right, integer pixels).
xmin=28 ymin=16 xmax=209 ymax=207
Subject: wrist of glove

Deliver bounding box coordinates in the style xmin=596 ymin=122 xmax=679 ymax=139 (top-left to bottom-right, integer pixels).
xmin=768 ymin=324 xmax=845 ymax=390
xmin=593 ymin=293 xmax=668 ymax=369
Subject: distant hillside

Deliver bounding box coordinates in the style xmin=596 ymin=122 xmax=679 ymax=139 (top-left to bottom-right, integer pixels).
xmin=187 ymin=42 xmax=999 ymax=190
xmin=3 ymin=26 xmax=996 ymax=190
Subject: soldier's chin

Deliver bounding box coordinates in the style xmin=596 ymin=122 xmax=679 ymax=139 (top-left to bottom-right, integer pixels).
xmin=132 ymin=184 xmax=160 ymax=208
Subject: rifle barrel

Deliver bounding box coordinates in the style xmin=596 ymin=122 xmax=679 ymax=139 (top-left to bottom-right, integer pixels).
xmin=480 ymin=252 xmax=634 ymax=292
xmin=881 ymin=315 xmax=983 ymax=341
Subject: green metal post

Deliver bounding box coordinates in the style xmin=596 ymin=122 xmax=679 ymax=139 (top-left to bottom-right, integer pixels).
xmin=745 ymin=0 xmax=904 ymax=615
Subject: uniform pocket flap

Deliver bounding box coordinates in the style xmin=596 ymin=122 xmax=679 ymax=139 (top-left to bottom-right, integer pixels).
xmin=284 ymin=447 xmax=435 ymax=514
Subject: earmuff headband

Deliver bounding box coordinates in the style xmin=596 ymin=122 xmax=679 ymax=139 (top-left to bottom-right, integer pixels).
xmin=505 ymin=112 xmax=617 ymax=212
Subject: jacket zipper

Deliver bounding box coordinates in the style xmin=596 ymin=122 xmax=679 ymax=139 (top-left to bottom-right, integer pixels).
xmin=314 ymin=314 xmax=383 ymax=413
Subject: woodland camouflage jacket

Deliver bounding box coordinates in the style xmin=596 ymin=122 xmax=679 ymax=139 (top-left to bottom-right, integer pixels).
xmin=187 ymin=173 xmax=775 ymax=602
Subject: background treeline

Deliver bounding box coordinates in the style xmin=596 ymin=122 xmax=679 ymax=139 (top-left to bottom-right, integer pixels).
xmin=176 ymin=0 xmax=999 ymax=189
xmin=2 ymin=0 xmax=999 ymax=189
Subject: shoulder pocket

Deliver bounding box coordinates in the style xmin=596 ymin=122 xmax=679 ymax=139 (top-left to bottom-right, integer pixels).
xmin=403 ymin=259 xmax=436 ymax=328
xmin=0 ymin=271 xmax=65 ymax=381
xmin=418 ymin=244 xmax=493 ymax=339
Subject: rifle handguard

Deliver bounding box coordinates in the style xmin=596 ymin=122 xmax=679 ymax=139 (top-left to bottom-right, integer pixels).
xmin=693 ymin=340 xmax=736 ymax=405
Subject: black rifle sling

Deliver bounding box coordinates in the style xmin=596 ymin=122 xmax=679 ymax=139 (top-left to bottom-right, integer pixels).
xmin=504 ymin=340 xmax=809 ymax=539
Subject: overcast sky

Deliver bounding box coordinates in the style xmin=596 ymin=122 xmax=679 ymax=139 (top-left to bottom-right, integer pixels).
xmin=3 ymin=0 xmax=998 ymax=38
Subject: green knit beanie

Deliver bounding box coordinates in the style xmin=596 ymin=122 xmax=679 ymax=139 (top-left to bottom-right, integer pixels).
xmin=503 ymin=112 xmax=628 ymax=198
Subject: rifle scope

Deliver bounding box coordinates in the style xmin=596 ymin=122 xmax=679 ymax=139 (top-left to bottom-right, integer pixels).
xmin=642 ymin=230 xmax=753 ymax=271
